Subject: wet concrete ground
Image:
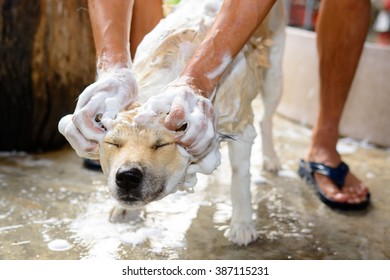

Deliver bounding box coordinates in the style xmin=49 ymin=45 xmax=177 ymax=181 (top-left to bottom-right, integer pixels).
xmin=1 ymin=100 xmax=390 ymax=260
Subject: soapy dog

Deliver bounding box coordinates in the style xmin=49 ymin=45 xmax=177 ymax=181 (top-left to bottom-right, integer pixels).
xmin=60 ymin=0 xmax=285 ymax=245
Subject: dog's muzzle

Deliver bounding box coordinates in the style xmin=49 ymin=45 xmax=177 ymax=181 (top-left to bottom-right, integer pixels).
xmin=115 ymin=167 xmax=143 ymax=193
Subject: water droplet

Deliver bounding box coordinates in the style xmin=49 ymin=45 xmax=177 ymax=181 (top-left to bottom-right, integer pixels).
xmin=277 ymin=169 xmax=298 ymax=178
xmin=47 ymin=239 xmax=71 ymax=251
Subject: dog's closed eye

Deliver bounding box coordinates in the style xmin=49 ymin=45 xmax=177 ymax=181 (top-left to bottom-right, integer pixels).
xmin=153 ymin=142 xmax=173 ymax=150
xmin=104 ymin=141 xmax=120 ymax=148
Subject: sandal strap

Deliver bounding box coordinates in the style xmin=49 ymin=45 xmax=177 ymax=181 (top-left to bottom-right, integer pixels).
xmin=308 ymin=161 xmax=349 ymax=188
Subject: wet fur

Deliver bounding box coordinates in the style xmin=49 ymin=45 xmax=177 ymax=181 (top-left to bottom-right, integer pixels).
xmin=100 ymin=110 xmax=190 ymax=207
xmin=100 ymin=0 xmax=285 ymax=246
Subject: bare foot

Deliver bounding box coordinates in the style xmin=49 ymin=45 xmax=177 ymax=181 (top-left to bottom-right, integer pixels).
xmin=305 ymin=148 xmax=370 ymax=205
xmin=313 ymin=169 xmax=369 ymax=204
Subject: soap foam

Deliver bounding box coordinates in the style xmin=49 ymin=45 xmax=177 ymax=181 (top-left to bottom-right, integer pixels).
xmin=47 ymin=239 xmax=71 ymax=251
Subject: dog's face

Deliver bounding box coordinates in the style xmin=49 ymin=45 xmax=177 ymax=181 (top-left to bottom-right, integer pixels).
xmin=99 ymin=110 xmax=192 ymax=208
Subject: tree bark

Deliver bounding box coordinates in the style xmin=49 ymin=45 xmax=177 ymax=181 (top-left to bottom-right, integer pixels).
xmin=0 ymin=0 xmax=96 ymax=151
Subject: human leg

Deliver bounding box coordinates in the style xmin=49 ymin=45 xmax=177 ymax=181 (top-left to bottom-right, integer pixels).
xmin=84 ymin=0 xmax=163 ymax=170
xmin=130 ymin=0 xmax=163 ymax=58
xmin=303 ymin=0 xmax=371 ymax=206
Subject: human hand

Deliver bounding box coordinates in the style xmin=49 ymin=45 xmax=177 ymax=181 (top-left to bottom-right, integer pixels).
xmin=58 ymin=67 xmax=138 ymax=159
xmin=135 ymin=78 xmax=217 ymax=157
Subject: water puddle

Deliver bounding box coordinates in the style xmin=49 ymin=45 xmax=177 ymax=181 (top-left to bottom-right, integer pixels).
xmin=1 ymin=115 xmax=389 ymax=259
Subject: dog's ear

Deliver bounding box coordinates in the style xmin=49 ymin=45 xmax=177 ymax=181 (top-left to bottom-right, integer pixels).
xmin=84 ymin=148 xmax=100 ymax=161
xmin=180 ymin=137 xmax=221 ymax=193
xmin=124 ymin=102 xmax=141 ymax=111
xmin=184 ymin=133 xmax=236 ymax=178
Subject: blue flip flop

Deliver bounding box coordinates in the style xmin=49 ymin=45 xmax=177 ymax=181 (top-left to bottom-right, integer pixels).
xmin=298 ymin=159 xmax=370 ymax=210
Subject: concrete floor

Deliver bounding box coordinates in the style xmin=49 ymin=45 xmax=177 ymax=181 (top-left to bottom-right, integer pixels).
xmin=1 ymin=102 xmax=390 ymax=260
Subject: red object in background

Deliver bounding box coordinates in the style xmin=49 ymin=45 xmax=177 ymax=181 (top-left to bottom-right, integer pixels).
xmin=374 ymin=0 xmax=390 ymax=45
xmin=385 ymin=0 xmax=390 ymax=11
xmin=383 ymin=0 xmax=390 ymax=44
xmin=377 ymin=33 xmax=390 ymax=45
xmin=289 ymin=3 xmax=306 ymax=26
xmin=310 ymin=10 xmax=319 ymax=30
xmin=288 ymin=0 xmax=319 ymax=30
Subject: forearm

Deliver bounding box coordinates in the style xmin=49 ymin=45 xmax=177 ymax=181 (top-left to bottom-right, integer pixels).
xmin=88 ymin=0 xmax=134 ymax=72
xmin=181 ymin=0 xmax=276 ymax=98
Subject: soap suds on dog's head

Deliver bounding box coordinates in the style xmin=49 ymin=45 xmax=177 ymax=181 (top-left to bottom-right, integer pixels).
xmin=98 ymin=106 xmax=222 ymax=208
xmin=102 ymin=107 xmax=222 ymax=197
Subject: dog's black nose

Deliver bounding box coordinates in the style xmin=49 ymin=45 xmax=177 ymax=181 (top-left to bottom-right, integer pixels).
xmin=115 ymin=168 xmax=143 ymax=191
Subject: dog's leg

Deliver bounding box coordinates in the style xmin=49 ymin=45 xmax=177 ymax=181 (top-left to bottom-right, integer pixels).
xmin=224 ymin=124 xmax=258 ymax=246
xmin=260 ymin=5 xmax=285 ymax=173
xmin=260 ymin=59 xmax=282 ymax=172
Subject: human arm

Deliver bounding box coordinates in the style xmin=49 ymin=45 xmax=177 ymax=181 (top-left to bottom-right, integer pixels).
xmin=181 ymin=0 xmax=276 ymax=97
xmin=59 ymin=0 xmax=137 ymax=158
xmin=88 ymin=0 xmax=133 ymax=71
xmin=138 ymin=0 xmax=276 ymax=156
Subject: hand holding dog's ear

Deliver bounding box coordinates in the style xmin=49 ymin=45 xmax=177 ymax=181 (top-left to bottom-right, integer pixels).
xmin=136 ymin=78 xmax=217 ymax=157
xmin=58 ymin=114 xmax=100 ymax=159
xmin=58 ymin=67 xmax=138 ymax=159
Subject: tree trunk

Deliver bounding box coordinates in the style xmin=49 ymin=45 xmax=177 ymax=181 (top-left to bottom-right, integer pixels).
xmin=0 ymin=0 xmax=96 ymax=151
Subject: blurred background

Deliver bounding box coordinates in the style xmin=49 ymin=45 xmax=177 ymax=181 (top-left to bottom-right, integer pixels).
xmin=0 ymin=0 xmax=95 ymax=152
xmin=278 ymin=0 xmax=390 ymax=148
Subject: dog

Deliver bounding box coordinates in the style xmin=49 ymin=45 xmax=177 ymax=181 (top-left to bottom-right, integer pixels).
xmin=95 ymin=0 xmax=285 ymax=246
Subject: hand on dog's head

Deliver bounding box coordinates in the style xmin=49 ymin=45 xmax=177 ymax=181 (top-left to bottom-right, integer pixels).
xmin=93 ymin=104 xmax=226 ymax=207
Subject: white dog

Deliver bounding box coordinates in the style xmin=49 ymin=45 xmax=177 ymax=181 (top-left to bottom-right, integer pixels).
xmin=92 ymin=0 xmax=284 ymax=246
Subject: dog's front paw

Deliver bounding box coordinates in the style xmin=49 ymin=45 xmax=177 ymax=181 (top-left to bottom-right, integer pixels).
xmin=262 ymin=156 xmax=281 ymax=173
xmin=224 ymin=222 xmax=258 ymax=246
xmin=109 ymin=205 xmax=143 ymax=223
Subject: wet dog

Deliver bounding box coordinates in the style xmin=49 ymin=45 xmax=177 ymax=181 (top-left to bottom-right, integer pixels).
xmin=97 ymin=0 xmax=285 ymax=245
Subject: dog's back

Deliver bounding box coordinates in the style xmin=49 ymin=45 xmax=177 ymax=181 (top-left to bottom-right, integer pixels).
xmin=121 ymin=0 xmax=285 ymax=245
xmin=133 ymin=0 xmax=217 ymax=101
xmin=133 ymin=0 xmax=280 ymax=136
